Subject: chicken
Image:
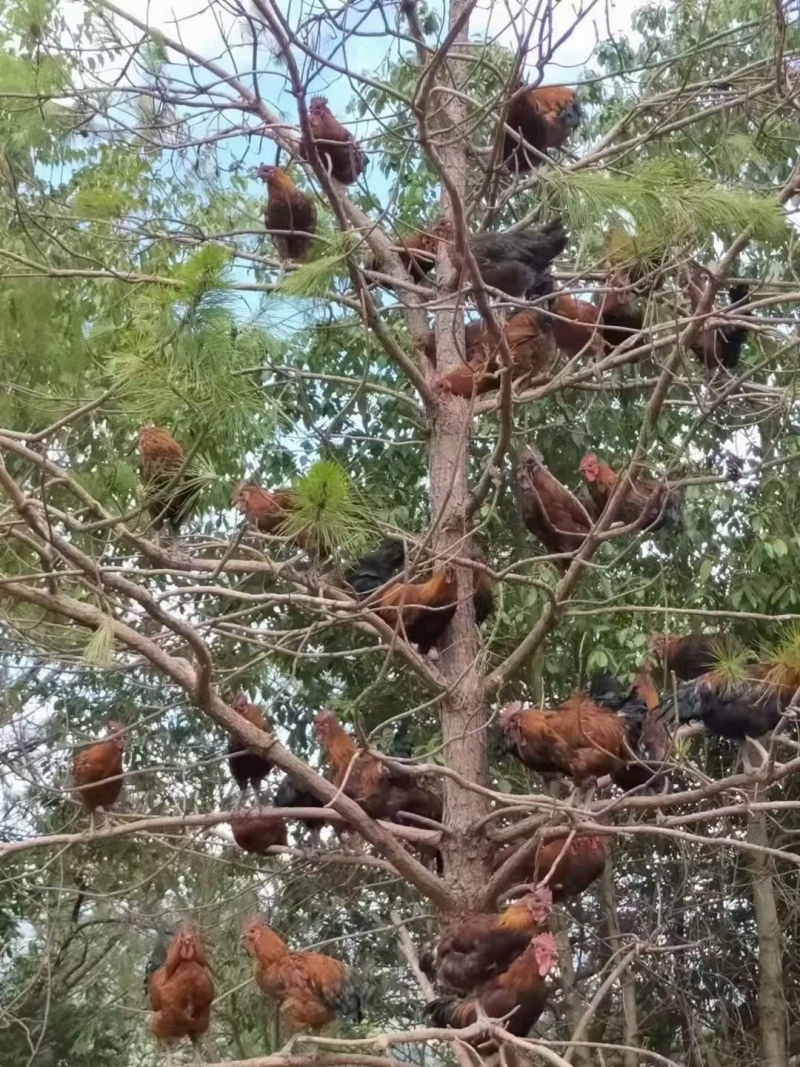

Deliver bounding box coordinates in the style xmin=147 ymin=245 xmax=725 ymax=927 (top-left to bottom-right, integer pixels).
xmin=590 ymin=668 xmax=670 ymax=762
xmin=428 ymin=311 xmax=556 ymax=397
xmin=72 ymin=720 xmax=126 ymax=830
xmin=503 ymin=84 xmax=581 ymax=172
xmin=231 ymin=810 xmax=288 ymax=854
xmin=578 ymin=452 xmax=683 ymax=532
xmin=433 ymin=893 xmax=552 ymax=993
xmin=515 ymin=447 xmax=593 ymax=568
xmin=299 ymin=96 xmax=367 ymax=185
xmin=598 ymin=272 xmax=645 ymax=351
xmin=500 ymin=692 xmax=658 ymax=791
xmin=227 ymin=692 xmax=274 ymax=802
xmin=656 ymin=668 xmax=788 ymax=741
xmin=346 ymin=539 xmax=493 ymax=653
xmin=137 ymin=426 xmax=195 ymax=534
xmin=648 ymin=632 xmax=723 ymax=681
xmin=313 ymin=708 xmax=442 ymax=826
xmin=685 ymin=270 xmax=752 ymax=371
xmin=549 ymin=292 xmax=602 ymax=357
xmin=257 ymin=164 xmax=317 ymax=261
xmin=492 ymin=834 xmax=607 ymax=902
xmin=426 ymin=936 xmax=554 ymax=1042
xmin=369 ymin=232 xmax=437 ymax=289
xmin=231 ymin=481 xmax=317 ymax=552
xmin=147 ymin=925 xmax=214 ymax=1065
xmin=242 ymin=915 xmax=360 ymax=1032
xmin=468 ymin=220 xmax=567 ymax=299
xmin=275 ymin=774 xmax=330 ymax=846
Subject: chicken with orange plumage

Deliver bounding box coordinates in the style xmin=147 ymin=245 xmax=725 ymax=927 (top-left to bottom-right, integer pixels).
xmin=313 ymin=709 xmax=442 ymax=826
xmin=500 ymin=691 xmax=659 ymax=792
xmin=242 ymin=915 xmax=361 ymax=1032
xmin=257 ymin=164 xmax=316 ymax=261
xmin=549 ymin=291 xmax=603 ymax=358
xmin=515 ymin=447 xmax=593 ymax=569
xmin=428 ymin=311 xmax=556 ymax=398
xmin=578 ymin=452 xmax=684 ymax=532
xmin=300 ymin=96 xmax=367 ymax=184
xmin=72 ymin=720 xmax=126 ymax=831
xmin=345 ymin=539 xmax=493 ymax=653
xmin=147 ymin=924 xmax=214 ymax=1066
xmin=231 ymin=810 xmax=288 ymax=855
xmin=227 ymin=692 xmax=274 ymax=803
xmin=648 ymin=632 xmax=723 ymax=682
xmin=503 ymin=84 xmax=581 ymax=171
xmin=492 ymin=834 xmax=608 ymax=902
xmin=425 ymin=934 xmax=555 ymax=1042
xmin=137 ymin=426 xmax=195 ymax=534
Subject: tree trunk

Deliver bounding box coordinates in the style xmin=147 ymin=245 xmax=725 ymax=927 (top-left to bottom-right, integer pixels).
xmin=747 ymin=770 xmax=788 ymax=1067
xmin=426 ymin=0 xmax=492 ymax=909
xmin=600 ymin=856 xmax=639 ymax=1067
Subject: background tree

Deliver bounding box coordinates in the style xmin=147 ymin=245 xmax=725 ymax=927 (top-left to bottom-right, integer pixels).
xmin=2 ymin=0 xmax=800 ymax=1064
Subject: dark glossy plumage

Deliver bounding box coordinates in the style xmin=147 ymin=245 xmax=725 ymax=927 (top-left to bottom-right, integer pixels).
xmin=469 ymin=220 xmax=567 ymax=299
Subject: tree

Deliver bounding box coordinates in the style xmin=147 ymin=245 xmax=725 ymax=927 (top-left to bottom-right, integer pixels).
xmin=1 ymin=0 xmax=800 ymax=1063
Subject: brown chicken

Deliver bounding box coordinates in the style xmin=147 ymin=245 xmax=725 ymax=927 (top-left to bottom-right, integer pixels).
xmin=231 ymin=480 xmax=316 ymax=552
xmin=137 ymin=426 xmax=195 ymax=533
xmin=428 ymin=311 xmax=556 ymax=397
xmin=257 ymin=164 xmax=317 ymax=261
xmin=549 ymin=292 xmax=602 ymax=357
xmin=231 ymin=810 xmax=288 ymax=855
xmin=685 ymin=269 xmax=752 ymax=372
xmin=503 ymin=84 xmax=581 ymax=172
xmin=500 ymin=694 xmax=657 ymax=791
xmin=579 ymin=453 xmax=684 ymax=532
xmin=515 ymin=447 xmax=593 ymax=568
xmin=369 ymin=232 xmax=437 ymax=288
xmin=598 ymin=272 xmax=645 ymax=352
xmin=313 ymin=709 xmax=442 ymax=826
xmin=299 ymin=96 xmax=367 ymax=185
xmin=492 ymin=834 xmax=607 ymax=902
xmin=227 ymin=692 xmax=274 ymax=801
xmin=72 ymin=720 xmax=126 ymax=830
xmin=242 ymin=915 xmax=360 ymax=1032
xmin=147 ymin=925 xmax=214 ymax=1064
xmin=346 ymin=540 xmax=493 ymax=653
xmin=648 ymin=632 xmax=723 ymax=681
xmin=426 ymin=935 xmax=554 ymax=1042
xmin=433 ymin=892 xmax=552 ymax=993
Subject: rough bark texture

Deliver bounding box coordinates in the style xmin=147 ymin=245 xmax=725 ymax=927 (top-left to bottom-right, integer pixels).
xmin=427 ymin=0 xmax=493 ymax=909
xmin=600 ymin=858 xmax=639 ymax=1067
xmin=747 ymin=773 xmax=788 ymax=1067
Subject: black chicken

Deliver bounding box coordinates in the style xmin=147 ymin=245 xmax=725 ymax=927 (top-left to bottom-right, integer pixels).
xmin=470 ymin=220 xmax=567 ymax=299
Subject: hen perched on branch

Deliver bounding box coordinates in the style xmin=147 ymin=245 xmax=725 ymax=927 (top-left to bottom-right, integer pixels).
xmin=500 ymin=692 xmax=660 ymax=791
xmin=345 ymin=539 xmax=493 ymax=652
xmin=579 ymin=453 xmax=684 ymax=532
xmin=426 ymin=936 xmax=554 ymax=1042
xmin=493 ymin=834 xmax=608 ymax=901
xmin=257 ymin=164 xmax=317 ymax=261
xmin=656 ymin=666 xmax=792 ymax=741
xmin=468 ymin=219 xmax=567 ymax=299
xmin=648 ymin=632 xmax=723 ymax=681
xmin=137 ymin=426 xmax=195 ymax=534
xmin=231 ymin=810 xmax=288 ymax=855
xmin=685 ymin=270 xmax=753 ymax=371
xmin=242 ymin=915 xmax=361 ymax=1032
xmin=72 ymin=720 xmax=126 ymax=831
xmin=515 ymin=447 xmax=594 ymax=568
xmin=549 ymin=291 xmax=603 ymax=357
xmin=426 ymin=311 xmax=556 ymax=397
xmin=503 ymin=84 xmax=581 ymax=172
xmin=432 ymin=893 xmax=552 ymax=993
xmin=275 ymin=774 xmax=330 ymax=847
xmin=227 ymin=692 xmax=274 ymax=802
xmin=313 ymin=709 xmax=442 ymax=826
xmin=147 ymin=925 xmax=214 ymax=1065
xmin=300 ymin=96 xmax=367 ymax=184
